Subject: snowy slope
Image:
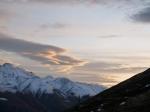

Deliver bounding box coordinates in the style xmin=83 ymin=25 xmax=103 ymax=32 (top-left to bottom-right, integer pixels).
xmin=0 ymin=63 xmax=105 ymax=97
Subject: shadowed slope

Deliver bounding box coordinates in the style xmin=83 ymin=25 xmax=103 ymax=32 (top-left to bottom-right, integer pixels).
xmin=70 ymin=68 xmax=150 ymax=112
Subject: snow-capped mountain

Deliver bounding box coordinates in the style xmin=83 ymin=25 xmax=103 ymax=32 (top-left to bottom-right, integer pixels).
xmin=0 ymin=63 xmax=104 ymax=97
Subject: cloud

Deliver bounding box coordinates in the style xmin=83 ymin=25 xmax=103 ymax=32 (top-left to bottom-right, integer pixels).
xmin=84 ymin=61 xmax=146 ymax=72
xmin=98 ymin=35 xmax=120 ymax=39
xmin=0 ymin=6 xmax=15 ymax=30
xmin=0 ymin=59 xmax=5 ymax=64
xmin=1 ymin=0 xmax=149 ymax=5
xmin=82 ymin=61 xmax=122 ymax=70
xmin=131 ymin=7 xmax=150 ymax=23
xmin=96 ymin=66 xmax=147 ymax=74
xmin=0 ymin=8 xmax=12 ymax=23
xmin=40 ymin=22 xmax=68 ymax=29
xmin=0 ymin=9 xmax=9 ymax=19
xmin=0 ymin=33 xmax=86 ymax=72
xmin=73 ymin=61 xmax=147 ymax=87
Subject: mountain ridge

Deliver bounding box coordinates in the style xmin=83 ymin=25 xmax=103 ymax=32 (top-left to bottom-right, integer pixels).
xmin=0 ymin=63 xmax=104 ymax=97
xmin=70 ymin=68 xmax=150 ymax=112
xmin=0 ymin=63 xmax=105 ymax=112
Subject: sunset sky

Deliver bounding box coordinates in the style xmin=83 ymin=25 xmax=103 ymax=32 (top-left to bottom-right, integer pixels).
xmin=1 ymin=0 xmax=150 ymax=87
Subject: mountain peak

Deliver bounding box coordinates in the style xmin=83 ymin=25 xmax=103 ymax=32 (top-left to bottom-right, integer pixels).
xmin=0 ymin=63 xmax=104 ymax=96
xmin=2 ymin=63 xmax=14 ymax=68
xmin=1 ymin=63 xmax=22 ymax=72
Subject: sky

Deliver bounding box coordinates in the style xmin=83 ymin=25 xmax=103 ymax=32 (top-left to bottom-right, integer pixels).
xmin=0 ymin=0 xmax=150 ymax=87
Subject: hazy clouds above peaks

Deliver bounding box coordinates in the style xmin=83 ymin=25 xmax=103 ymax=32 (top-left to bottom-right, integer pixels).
xmin=0 ymin=33 xmax=86 ymax=71
xmin=1 ymin=0 xmax=150 ymax=87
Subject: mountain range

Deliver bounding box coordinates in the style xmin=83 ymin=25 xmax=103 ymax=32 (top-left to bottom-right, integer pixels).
xmin=0 ymin=63 xmax=104 ymax=112
xmin=2 ymin=63 xmax=150 ymax=112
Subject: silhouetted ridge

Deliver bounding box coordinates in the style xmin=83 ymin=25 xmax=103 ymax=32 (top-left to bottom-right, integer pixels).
xmin=139 ymin=68 xmax=150 ymax=76
xmin=70 ymin=68 xmax=150 ymax=112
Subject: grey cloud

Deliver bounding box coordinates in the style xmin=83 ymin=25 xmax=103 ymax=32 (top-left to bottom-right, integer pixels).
xmin=1 ymin=0 xmax=149 ymax=5
xmin=0 ymin=7 xmax=15 ymax=30
xmin=108 ymin=67 xmax=147 ymax=73
xmin=131 ymin=7 xmax=150 ymax=23
xmin=77 ymin=61 xmax=147 ymax=74
xmin=0 ymin=9 xmax=9 ymax=19
xmin=40 ymin=22 xmax=68 ymax=29
xmin=0 ymin=33 xmax=86 ymax=67
xmin=0 ymin=8 xmax=12 ymax=22
xmin=74 ymin=61 xmax=147 ymax=87
xmin=83 ymin=62 xmax=122 ymax=70
xmin=98 ymin=35 xmax=120 ymax=39
xmin=0 ymin=33 xmax=65 ymax=53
